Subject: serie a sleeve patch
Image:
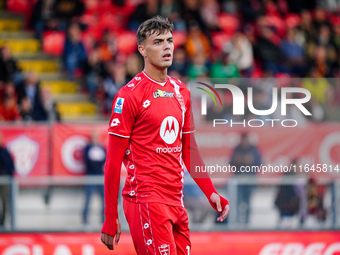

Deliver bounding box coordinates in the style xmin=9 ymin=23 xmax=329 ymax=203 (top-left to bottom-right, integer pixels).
xmin=114 ymin=97 xmax=125 ymax=114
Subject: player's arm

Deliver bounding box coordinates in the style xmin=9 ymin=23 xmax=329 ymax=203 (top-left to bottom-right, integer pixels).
xmin=101 ymin=85 xmax=138 ymax=249
xmin=182 ymin=132 xmax=229 ymax=222
xmin=101 ymin=134 xmax=129 ymax=250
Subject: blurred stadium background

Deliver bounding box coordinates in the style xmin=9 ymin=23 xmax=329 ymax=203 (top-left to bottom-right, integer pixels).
xmin=0 ymin=0 xmax=340 ymax=254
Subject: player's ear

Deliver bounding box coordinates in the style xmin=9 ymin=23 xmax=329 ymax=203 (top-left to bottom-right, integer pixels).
xmin=138 ymin=44 xmax=146 ymax=57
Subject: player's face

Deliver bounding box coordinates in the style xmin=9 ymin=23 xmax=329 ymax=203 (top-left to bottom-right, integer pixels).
xmin=140 ymin=30 xmax=174 ymax=69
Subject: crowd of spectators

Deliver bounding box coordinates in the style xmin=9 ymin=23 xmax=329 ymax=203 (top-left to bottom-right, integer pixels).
xmin=0 ymin=0 xmax=340 ymax=121
xmin=0 ymin=46 xmax=60 ymax=122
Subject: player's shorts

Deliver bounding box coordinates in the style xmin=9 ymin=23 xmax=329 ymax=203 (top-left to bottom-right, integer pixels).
xmin=123 ymin=199 xmax=191 ymax=255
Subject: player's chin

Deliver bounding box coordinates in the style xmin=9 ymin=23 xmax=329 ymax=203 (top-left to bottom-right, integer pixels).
xmin=162 ymin=60 xmax=173 ymax=68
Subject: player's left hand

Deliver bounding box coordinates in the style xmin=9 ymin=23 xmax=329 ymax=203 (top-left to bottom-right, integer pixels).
xmin=210 ymin=192 xmax=230 ymax=222
xmin=101 ymin=218 xmax=121 ymax=250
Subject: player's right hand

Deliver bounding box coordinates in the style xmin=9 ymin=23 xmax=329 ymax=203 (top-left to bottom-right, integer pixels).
xmin=101 ymin=218 xmax=121 ymax=250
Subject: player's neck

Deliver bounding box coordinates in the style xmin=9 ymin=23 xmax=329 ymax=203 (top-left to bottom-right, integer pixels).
xmin=143 ymin=66 xmax=168 ymax=83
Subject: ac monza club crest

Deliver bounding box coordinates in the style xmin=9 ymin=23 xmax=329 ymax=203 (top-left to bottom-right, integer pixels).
xmin=158 ymin=244 xmax=170 ymax=255
xmin=61 ymin=135 xmax=89 ymax=174
xmin=7 ymin=135 xmax=39 ymax=177
xmin=159 ymin=116 xmax=179 ymax=144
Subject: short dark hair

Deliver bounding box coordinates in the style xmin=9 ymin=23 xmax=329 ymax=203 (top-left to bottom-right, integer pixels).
xmin=136 ymin=16 xmax=174 ymax=45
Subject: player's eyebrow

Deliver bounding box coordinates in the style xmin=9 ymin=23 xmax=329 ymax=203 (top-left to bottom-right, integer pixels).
xmin=152 ymin=36 xmax=174 ymax=43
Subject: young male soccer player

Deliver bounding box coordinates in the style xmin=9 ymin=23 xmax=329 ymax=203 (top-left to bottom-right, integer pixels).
xmin=101 ymin=16 xmax=229 ymax=254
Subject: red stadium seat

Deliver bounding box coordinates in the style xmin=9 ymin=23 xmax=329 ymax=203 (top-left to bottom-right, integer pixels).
xmin=116 ymin=31 xmax=137 ymax=55
xmin=265 ymin=1 xmax=280 ymax=15
xmin=84 ymin=0 xmax=100 ymax=11
xmin=265 ymin=14 xmax=286 ymax=37
xmin=82 ymin=26 xmax=103 ymax=42
xmin=172 ymin=31 xmax=187 ymax=49
xmin=218 ymin=14 xmax=239 ymax=36
xmin=99 ymin=11 xmax=124 ymax=32
xmin=97 ymin=0 xmax=113 ymax=14
xmin=120 ymin=4 xmax=137 ymax=19
xmin=251 ymin=68 xmax=263 ymax=78
xmin=278 ymin=0 xmax=288 ymax=15
xmin=7 ymin=0 xmax=29 ymax=13
xmin=84 ymin=0 xmax=111 ymax=12
xmin=80 ymin=12 xmax=99 ymax=27
xmin=275 ymin=73 xmax=292 ymax=87
xmin=331 ymin=15 xmax=340 ymax=25
xmin=285 ymin=14 xmax=302 ymax=28
xmin=106 ymin=5 xmax=135 ymax=32
xmin=211 ymin=32 xmax=232 ymax=52
xmin=42 ymin=31 xmax=66 ymax=57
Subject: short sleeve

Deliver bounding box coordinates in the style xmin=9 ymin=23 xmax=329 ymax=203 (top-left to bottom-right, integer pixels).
xmin=108 ymin=88 xmax=139 ymax=138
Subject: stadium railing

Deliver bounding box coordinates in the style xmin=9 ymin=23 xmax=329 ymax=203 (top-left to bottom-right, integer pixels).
xmin=0 ymin=176 xmax=338 ymax=232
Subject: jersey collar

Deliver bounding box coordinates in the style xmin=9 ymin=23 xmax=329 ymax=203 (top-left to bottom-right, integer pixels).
xmin=142 ymin=71 xmax=167 ymax=86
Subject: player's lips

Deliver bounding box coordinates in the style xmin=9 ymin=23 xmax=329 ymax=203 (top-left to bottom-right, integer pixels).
xmin=162 ymin=53 xmax=172 ymax=60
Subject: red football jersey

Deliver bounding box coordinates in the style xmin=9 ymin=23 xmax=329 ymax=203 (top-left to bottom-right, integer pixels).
xmin=108 ymin=71 xmax=195 ymax=207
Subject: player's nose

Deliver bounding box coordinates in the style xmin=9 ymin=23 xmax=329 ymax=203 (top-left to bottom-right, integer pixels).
xmin=163 ymin=41 xmax=171 ymax=50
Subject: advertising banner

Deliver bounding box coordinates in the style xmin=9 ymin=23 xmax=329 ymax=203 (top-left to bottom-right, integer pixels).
xmin=1 ymin=123 xmax=339 ymax=178
xmin=51 ymin=123 xmax=108 ymax=176
xmin=196 ymin=124 xmax=340 ymax=178
xmin=0 ymin=232 xmax=339 ymax=255
xmin=0 ymin=125 xmax=49 ymax=177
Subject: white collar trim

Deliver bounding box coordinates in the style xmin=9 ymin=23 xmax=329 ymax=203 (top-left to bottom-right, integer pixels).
xmin=142 ymin=71 xmax=167 ymax=86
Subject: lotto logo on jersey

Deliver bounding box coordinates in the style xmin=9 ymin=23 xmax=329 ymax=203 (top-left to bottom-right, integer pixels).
xmin=110 ymin=118 xmax=120 ymax=127
xmin=114 ymin=97 xmax=125 ymax=114
xmin=159 ymin=116 xmax=179 ymax=144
